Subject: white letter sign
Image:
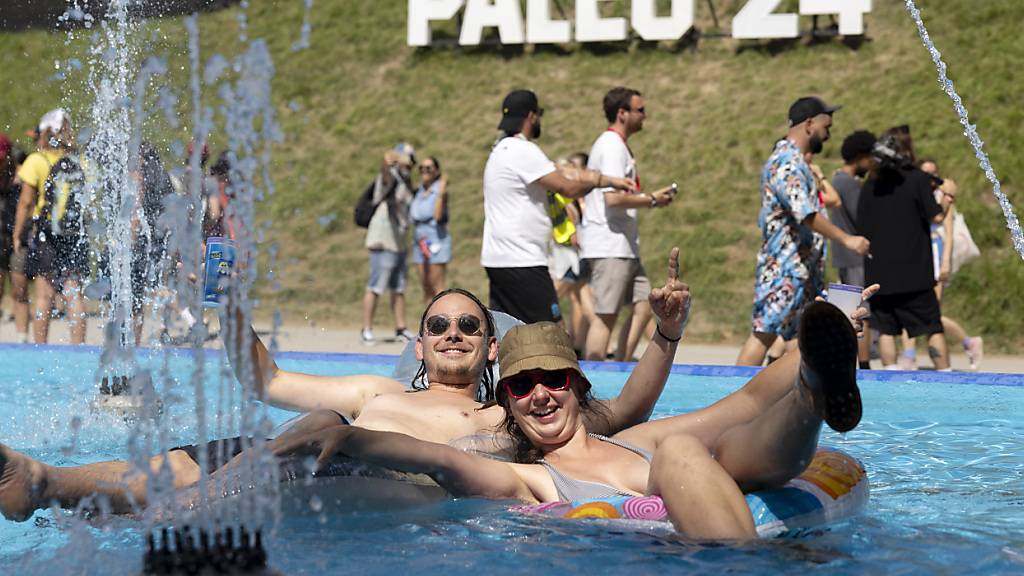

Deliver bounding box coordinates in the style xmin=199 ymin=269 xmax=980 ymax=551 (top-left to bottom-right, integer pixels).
xmin=799 ymin=0 xmax=872 ymax=36
xmin=732 ymin=0 xmax=797 ymax=39
xmin=407 ymin=0 xmax=872 ymax=46
xmin=631 ymin=0 xmax=693 ymax=41
xmin=460 ymin=0 xmax=525 ymax=46
xmin=408 ymin=0 xmax=465 ymax=47
xmin=575 ymin=0 xmax=628 ymax=42
xmin=527 ymin=0 xmax=572 ymax=44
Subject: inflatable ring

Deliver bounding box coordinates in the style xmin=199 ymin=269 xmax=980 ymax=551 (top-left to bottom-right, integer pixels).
xmin=513 ymin=447 xmax=868 ymax=537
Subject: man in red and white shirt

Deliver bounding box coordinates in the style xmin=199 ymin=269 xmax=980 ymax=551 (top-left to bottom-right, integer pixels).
xmin=579 ymin=87 xmax=675 ymax=360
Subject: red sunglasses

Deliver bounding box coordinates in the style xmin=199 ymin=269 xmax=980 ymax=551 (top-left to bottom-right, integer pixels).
xmin=503 ymin=369 xmax=571 ymax=399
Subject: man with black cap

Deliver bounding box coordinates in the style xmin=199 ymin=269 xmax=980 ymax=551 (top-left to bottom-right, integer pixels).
xmin=481 ymin=89 xmax=636 ymax=324
xmin=737 ymin=97 xmax=871 ymax=365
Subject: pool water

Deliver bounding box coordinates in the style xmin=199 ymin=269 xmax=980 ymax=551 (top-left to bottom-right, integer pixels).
xmin=1 ymin=345 xmax=1022 ymax=574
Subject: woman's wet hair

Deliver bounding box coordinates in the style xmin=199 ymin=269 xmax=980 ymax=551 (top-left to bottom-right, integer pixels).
xmin=411 ymin=288 xmax=497 ymax=401
xmin=494 ymin=371 xmax=609 ymax=464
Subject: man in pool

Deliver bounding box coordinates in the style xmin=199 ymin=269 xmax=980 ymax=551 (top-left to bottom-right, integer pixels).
xmin=0 ymin=248 xmax=692 ymax=521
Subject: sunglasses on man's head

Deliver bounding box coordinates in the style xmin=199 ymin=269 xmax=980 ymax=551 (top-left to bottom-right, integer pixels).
xmin=424 ymin=314 xmax=483 ymax=337
xmin=503 ymin=369 xmax=571 ymax=399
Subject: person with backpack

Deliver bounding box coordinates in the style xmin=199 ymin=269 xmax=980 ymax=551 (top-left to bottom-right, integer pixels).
xmin=357 ymin=143 xmax=417 ymax=345
xmin=13 ymin=109 xmax=88 ymax=344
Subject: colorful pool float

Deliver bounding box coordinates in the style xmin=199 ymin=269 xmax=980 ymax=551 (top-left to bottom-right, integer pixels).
xmin=513 ymin=447 xmax=868 ymax=537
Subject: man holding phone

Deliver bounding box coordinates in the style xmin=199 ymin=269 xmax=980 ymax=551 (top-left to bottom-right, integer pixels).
xmin=579 ymin=87 xmax=675 ymax=361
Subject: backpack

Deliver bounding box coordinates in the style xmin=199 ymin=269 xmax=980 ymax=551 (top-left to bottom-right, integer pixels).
xmin=354 ymin=174 xmax=398 ymax=228
xmin=39 ymin=155 xmax=87 ymax=239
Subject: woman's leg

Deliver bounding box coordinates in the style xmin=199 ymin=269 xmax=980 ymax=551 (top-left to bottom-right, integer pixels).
xmin=11 ymin=271 xmax=29 ymax=339
xmin=63 ymin=279 xmax=87 ymax=345
xmin=432 ymin=263 xmax=447 ymax=298
xmin=648 ymin=434 xmax=756 ymax=540
xmin=32 ymin=276 xmax=54 ymax=343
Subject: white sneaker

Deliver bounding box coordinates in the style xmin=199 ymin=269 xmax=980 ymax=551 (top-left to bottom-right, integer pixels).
xmin=965 ymin=336 xmax=984 ymax=370
xmin=361 ymin=329 xmax=375 ymax=346
xmin=395 ymin=328 xmax=415 ymax=343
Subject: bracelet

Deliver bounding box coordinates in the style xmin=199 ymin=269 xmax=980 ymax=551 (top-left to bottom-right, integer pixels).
xmin=656 ymin=324 xmax=681 ymax=343
xmin=649 ymin=194 xmax=657 ymax=208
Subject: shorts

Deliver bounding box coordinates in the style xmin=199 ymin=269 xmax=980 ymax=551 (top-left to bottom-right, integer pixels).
xmin=870 ymin=289 xmax=943 ymax=338
xmin=751 ymin=274 xmax=820 ymax=341
xmin=583 ymin=257 xmax=651 ymax=316
xmin=411 ymin=225 xmax=452 ymax=265
xmin=548 ymin=241 xmax=581 ymax=283
xmin=486 ymin=266 xmax=561 ymax=324
xmin=26 ymin=233 xmax=89 ymax=281
xmin=837 ymin=265 xmax=870 ymax=314
xmin=367 ymin=249 xmax=407 ymax=294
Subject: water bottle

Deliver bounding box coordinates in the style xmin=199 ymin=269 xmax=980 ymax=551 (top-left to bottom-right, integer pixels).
xmin=203 ymin=236 xmax=236 ymax=307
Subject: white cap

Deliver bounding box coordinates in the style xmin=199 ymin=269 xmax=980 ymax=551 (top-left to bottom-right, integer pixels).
xmin=38 ymin=108 xmax=70 ymax=133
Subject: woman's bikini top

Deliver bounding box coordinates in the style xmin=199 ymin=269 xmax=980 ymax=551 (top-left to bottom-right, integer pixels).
xmin=538 ymin=434 xmax=653 ymax=502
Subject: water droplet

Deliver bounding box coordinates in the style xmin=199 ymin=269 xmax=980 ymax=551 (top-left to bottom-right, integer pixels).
xmin=309 ymin=495 xmax=323 ymax=512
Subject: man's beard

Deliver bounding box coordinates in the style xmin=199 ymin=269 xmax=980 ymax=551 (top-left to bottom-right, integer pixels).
xmin=809 ymin=134 xmax=824 ymax=154
xmin=531 ymin=120 xmax=541 ymax=139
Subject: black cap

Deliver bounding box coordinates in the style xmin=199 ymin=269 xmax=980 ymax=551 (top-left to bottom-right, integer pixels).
xmin=498 ymin=90 xmax=540 ymax=133
xmin=788 ymin=96 xmax=841 ymax=127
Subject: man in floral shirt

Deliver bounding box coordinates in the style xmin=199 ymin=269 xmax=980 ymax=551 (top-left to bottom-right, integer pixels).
xmin=737 ymin=97 xmax=870 ymax=365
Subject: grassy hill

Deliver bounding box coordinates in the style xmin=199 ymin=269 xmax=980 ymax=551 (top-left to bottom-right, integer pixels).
xmin=0 ymin=0 xmax=1021 ymax=350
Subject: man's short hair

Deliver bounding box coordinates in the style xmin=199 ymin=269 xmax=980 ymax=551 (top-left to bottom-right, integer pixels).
xmin=603 ymin=87 xmax=642 ymax=124
xmin=840 ymin=130 xmax=877 ymax=163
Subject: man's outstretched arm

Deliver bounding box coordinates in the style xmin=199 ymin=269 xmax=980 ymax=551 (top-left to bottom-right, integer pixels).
xmin=587 ymin=247 xmax=689 ymax=434
xmin=223 ymin=305 xmax=404 ymax=418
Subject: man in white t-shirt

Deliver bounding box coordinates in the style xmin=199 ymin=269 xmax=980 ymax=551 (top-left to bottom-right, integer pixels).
xmin=481 ymin=90 xmax=636 ymax=324
xmin=579 ymin=87 xmax=675 ymax=361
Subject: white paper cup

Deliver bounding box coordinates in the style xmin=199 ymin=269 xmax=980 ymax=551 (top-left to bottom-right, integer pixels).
xmin=827 ymin=283 xmax=863 ymax=326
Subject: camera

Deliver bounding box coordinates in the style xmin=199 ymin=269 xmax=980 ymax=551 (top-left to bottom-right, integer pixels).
xmin=872 ymin=135 xmax=944 ymax=185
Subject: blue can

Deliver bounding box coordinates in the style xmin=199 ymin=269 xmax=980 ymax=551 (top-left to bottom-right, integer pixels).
xmin=203 ymin=237 xmax=236 ymax=307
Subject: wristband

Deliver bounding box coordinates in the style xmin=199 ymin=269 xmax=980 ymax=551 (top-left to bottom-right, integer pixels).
xmin=656 ymin=323 xmax=681 ymax=343
xmin=649 ymin=194 xmax=657 ymax=208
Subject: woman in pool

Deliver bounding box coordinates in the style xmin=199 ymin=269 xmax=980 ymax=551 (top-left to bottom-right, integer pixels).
xmin=409 ymin=156 xmax=450 ymax=302
xmin=277 ymin=300 xmax=867 ymax=540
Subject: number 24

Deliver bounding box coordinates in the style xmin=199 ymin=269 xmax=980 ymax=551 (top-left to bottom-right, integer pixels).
xmin=733 ymin=0 xmax=872 ymax=39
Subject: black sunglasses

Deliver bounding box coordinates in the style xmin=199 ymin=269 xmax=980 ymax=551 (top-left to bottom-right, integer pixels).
xmin=629 ymin=106 xmax=646 ymax=114
xmin=424 ymin=314 xmax=483 ymax=337
xmin=418 ymin=165 xmax=436 ymax=173
xmin=503 ymin=369 xmax=571 ymax=399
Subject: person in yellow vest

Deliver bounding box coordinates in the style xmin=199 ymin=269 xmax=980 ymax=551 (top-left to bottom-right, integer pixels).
xmin=12 ymin=109 xmax=87 ymax=345
xmin=548 ymin=154 xmax=594 ymax=357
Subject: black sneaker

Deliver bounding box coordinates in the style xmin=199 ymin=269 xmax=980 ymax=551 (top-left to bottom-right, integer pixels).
xmin=797 ymin=301 xmax=861 ymax=432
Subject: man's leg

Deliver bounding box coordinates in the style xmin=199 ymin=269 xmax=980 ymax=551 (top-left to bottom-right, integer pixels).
xmin=0 ymin=411 xmax=347 ymax=521
xmin=879 ymin=335 xmax=898 ymax=367
xmin=619 ymin=302 xmax=654 ymax=362
xmin=0 ymin=443 xmax=201 ymax=520
xmin=585 ymin=313 xmax=616 ymax=361
xmin=361 ymin=290 xmax=378 ymax=334
xmin=736 ymin=332 xmax=775 ymax=366
xmin=649 ymin=434 xmax=756 ymax=540
xmin=927 ymin=331 xmax=950 ymax=370
xmin=391 ymin=291 xmax=408 ymax=333
xmin=654 ymin=303 xmax=859 ymax=491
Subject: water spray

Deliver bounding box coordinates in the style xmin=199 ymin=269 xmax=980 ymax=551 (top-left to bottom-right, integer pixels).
xmin=903 ymin=0 xmax=1024 ymax=262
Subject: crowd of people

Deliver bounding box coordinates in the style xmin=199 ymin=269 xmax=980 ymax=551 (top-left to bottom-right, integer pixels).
xmin=0 ymin=109 xmax=241 ymax=346
xmin=360 ymin=89 xmax=982 ymax=370
xmin=734 ymin=98 xmax=983 ymax=370
xmin=362 ymin=87 xmax=678 ymax=361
